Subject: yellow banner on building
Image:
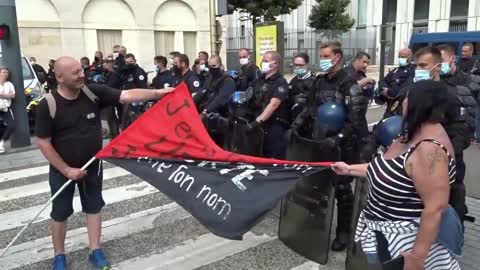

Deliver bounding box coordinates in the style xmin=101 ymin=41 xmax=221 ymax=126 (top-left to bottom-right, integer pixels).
xmin=255 ymin=24 xmax=278 ymax=68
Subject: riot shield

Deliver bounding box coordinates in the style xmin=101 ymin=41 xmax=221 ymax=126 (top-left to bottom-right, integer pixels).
xmin=278 ymin=130 xmax=340 ymax=264
xmin=345 ymin=177 xmax=382 ymax=270
xmin=201 ymin=113 xmax=229 ymax=149
xmin=224 ymin=117 xmax=264 ymax=157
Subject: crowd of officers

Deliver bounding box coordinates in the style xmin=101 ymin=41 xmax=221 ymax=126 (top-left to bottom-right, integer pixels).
xmin=39 ymin=41 xmax=479 ymax=252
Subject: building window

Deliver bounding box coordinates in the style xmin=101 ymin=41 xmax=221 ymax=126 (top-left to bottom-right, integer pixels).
xmin=413 ymin=0 xmax=430 ymax=21
xmin=357 ymin=0 xmax=367 ymax=26
xmin=385 ymin=0 xmax=397 ymax=23
xmin=183 ymin=32 xmax=197 ymax=64
xmin=154 ymin=31 xmax=175 ymax=57
xmin=451 ymin=0 xmax=469 ymax=18
xmin=241 ymin=25 xmax=245 ymax=37
xmin=97 ymin=30 xmax=122 ymax=56
xmin=412 ymin=22 xmax=429 ymax=34
xmin=450 ymin=0 xmax=468 ymax=32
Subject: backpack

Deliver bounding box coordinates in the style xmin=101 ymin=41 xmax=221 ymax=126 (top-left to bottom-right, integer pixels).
xmin=44 ymin=86 xmax=99 ymax=119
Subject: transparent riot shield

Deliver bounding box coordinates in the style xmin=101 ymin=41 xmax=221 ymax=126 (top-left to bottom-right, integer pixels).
xmin=278 ymin=130 xmax=340 ymax=264
xmin=345 ymin=177 xmax=382 ymax=270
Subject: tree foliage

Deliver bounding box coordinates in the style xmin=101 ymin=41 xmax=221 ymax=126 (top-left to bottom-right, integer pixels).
xmin=230 ymin=0 xmax=302 ymax=24
xmin=308 ymin=0 xmax=355 ymax=37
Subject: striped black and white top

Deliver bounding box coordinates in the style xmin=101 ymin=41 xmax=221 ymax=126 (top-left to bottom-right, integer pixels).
xmin=363 ymin=139 xmax=457 ymax=221
xmin=355 ymin=139 xmax=461 ymax=270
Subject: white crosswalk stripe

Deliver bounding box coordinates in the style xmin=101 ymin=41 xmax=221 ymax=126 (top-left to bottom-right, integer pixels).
xmin=0 ymin=160 xmax=342 ymax=270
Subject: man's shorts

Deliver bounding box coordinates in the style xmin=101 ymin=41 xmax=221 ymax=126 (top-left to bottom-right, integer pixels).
xmin=49 ymin=161 xmax=105 ymax=222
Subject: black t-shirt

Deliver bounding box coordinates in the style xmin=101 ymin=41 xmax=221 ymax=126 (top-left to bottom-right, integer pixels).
xmin=35 ymin=84 xmax=122 ymax=167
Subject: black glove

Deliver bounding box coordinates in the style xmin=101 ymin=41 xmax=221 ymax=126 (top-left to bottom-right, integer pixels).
xmin=285 ymin=128 xmax=295 ymax=142
xmin=246 ymin=120 xmax=261 ymax=132
xmin=200 ymin=110 xmax=208 ymax=120
xmin=323 ymin=135 xmax=343 ymax=149
xmin=360 ymin=144 xmax=377 ymax=163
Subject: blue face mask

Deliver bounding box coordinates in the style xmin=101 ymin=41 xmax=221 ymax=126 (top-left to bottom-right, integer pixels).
xmin=414 ymin=69 xmax=432 ymax=82
xmin=320 ymin=59 xmax=334 ymax=72
xmin=398 ymin=58 xmax=408 ymax=67
xmin=294 ymin=68 xmax=307 ymax=77
xmin=441 ymin=62 xmax=451 ymax=75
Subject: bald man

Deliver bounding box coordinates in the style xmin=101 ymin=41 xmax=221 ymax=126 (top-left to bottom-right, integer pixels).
xmin=459 ymin=42 xmax=476 ymax=73
xmin=250 ymin=51 xmax=289 ymax=159
xmin=377 ymin=48 xmax=415 ymax=118
xmin=34 ymin=56 xmax=173 ymax=270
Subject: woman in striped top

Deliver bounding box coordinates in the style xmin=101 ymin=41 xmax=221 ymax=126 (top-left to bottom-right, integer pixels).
xmin=332 ymin=80 xmax=463 ymax=270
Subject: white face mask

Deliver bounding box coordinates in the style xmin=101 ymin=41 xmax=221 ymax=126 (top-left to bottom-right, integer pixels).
xmin=113 ymin=53 xmax=119 ymax=59
xmin=261 ymin=62 xmax=273 ymax=73
xmin=199 ymin=64 xmax=209 ymax=72
xmin=239 ymin=58 xmax=249 ymax=66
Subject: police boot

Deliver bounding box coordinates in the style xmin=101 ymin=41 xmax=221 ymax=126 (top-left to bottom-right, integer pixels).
xmin=332 ymin=181 xmax=354 ymax=252
xmin=331 ymin=232 xmax=349 ymax=252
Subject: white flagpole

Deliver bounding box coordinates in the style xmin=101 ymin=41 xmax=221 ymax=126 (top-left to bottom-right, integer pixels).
xmin=0 ymin=156 xmax=98 ymax=257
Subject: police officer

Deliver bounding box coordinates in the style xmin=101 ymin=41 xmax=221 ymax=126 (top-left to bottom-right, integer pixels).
xmin=291 ymin=41 xmax=369 ymax=252
xmin=250 ymin=51 xmax=289 ymax=159
xmin=101 ymin=60 xmax=122 ymax=138
xmin=120 ymin=53 xmax=148 ymax=128
xmin=198 ymin=51 xmax=210 ymax=85
xmin=288 ymin=53 xmax=315 ymax=120
xmin=152 ymin=56 xmax=175 ymax=89
xmin=200 ymin=55 xmax=236 ymax=114
xmin=237 ymin=48 xmax=261 ymax=91
xmin=437 ymin=44 xmax=478 ymax=225
xmin=377 ymin=48 xmax=415 ymax=118
xmin=459 ymin=42 xmax=476 ymax=73
xmin=199 ymin=55 xmax=236 ymax=147
xmin=391 ymin=47 xmax=474 ymax=226
xmin=344 ymin=51 xmax=376 ymax=98
xmin=172 ymin=54 xmax=203 ymax=94
xmin=80 ymin=57 xmax=94 ymax=84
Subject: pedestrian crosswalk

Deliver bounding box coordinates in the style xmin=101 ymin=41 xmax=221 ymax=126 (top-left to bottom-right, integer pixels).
xmin=0 ymin=160 xmax=345 ymax=270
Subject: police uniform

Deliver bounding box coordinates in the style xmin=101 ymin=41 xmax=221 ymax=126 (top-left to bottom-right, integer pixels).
xmin=252 ymin=72 xmax=290 ymax=159
xmin=288 ymin=72 xmax=316 ymax=121
xmin=173 ymin=70 xmax=203 ymax=94
xmin=120 ymin=64 xmax=148 ymax=128
xmin=377 ymin=64 xmax=415 ymax=118
xmin=198 ymin=73 xmax=236 ymax=148
xmin=344 ymin=65 xmax=375 ymax=97
xmin=203 ymin=74 xmax=236 ymax=114
xmin=237 ymin=63 xmax=261 ymax=91
xmin=441 ymin=71 xmax=478 ymax=225
xmin=459 ymin=57 xmax=477 ymax=74
xmin=292 ymin=69 xmax=369 ymax=250
xmin=153 ymin=70 xmax=175 ymax=89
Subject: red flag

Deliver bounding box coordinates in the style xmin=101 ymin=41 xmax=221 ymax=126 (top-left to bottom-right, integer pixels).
xmin=96 ymin=83 xmax=332 ymax=167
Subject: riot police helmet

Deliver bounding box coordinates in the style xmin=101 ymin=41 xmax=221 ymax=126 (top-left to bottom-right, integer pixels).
xmin=315 ymin=101 xmax=347 ymax=134
xmin=375 ymin=115 xmax=403 ymax=148
xmin=228 ymin=89 xmax=253 ymax=119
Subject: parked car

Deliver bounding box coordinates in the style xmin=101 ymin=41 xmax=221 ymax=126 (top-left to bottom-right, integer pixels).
xmin=0 ymin=53 xmax=45 ymax=134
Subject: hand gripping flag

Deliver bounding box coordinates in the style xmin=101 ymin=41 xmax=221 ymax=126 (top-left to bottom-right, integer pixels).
xmin=96 ymin=83 xmax=333 ymax=240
